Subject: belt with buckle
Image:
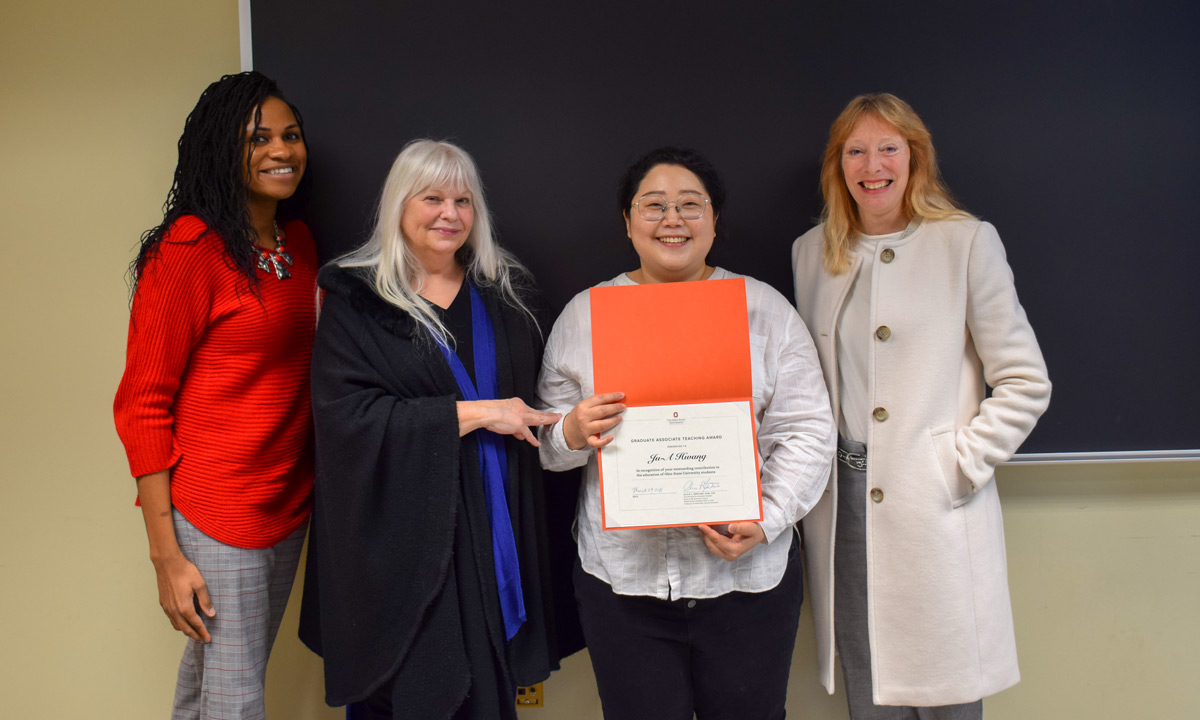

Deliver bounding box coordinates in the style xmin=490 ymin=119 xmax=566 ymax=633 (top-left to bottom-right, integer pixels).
xmin=837 ymin=446 xmax=867 ymax=471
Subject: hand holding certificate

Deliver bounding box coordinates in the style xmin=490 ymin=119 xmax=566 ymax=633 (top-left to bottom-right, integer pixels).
xmin=562 ymin=392 xmax=627 ymax=451
xmin=590 ymin=278 xmax=762 ymax=530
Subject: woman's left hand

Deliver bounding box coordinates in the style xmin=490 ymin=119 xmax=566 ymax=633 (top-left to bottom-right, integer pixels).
xmin=458 ymin=398 xmax=561 ymax=447
xmin=698 ymin=522 xmax=766 ymax=562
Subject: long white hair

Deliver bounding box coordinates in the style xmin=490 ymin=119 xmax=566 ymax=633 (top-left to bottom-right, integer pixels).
xmin=335 ymin=139 xmax=535 ymax=343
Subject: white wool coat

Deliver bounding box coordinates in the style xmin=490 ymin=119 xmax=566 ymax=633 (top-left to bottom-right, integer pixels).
xmin=791 ymin=217 xmax=1050 ymax=706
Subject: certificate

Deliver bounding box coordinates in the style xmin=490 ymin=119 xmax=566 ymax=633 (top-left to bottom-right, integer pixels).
xmin=598 ymin=401 xmax=762 ymax=530
xmin=590 ymin=278 xmax=762 ymax=530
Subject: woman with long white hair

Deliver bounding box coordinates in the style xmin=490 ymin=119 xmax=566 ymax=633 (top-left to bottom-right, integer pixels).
xmin=299 ymin=139 xmax=559 ymax=719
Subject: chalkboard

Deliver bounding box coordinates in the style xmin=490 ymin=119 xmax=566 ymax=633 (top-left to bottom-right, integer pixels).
xmin=253 ymin=0 xmax=1200 ymax=456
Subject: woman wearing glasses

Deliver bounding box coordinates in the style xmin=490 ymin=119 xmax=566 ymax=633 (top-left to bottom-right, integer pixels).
xmin=792 ymin=94 xmax=1051 ymax=718
xmin=537 ymin=146 xmax=834 ymax=719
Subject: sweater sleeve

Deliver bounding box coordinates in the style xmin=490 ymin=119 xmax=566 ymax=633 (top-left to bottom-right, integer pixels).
xmin=956 ymin=222 xmax=1051 ymax=500
xmin=113 ymin=219 xmax=216 ymax=478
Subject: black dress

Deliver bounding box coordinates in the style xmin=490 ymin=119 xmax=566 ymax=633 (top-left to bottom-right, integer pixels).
xmin=299 ymin=265 xmax=557 ymax=719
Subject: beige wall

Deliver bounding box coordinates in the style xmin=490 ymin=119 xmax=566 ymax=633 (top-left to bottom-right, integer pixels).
xmin=536 ymin=461 xmax=1200 ymax=719
xmin=0 ymin=1 xmax=333 ymax=717
xmin=2 ymin=1 xmax=1197 ymax=717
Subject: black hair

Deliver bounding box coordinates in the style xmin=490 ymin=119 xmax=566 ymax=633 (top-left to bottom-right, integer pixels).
xmin=128 ymin=71 xmax=305 ymax=297
xmin=616 ymin=146 xmax=727 ymax=242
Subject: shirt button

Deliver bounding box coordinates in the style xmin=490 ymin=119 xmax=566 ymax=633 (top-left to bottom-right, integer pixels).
xmin=875 ymin=326 xmax=891 ymax=341
xmin=687 ymin=600 xmax=697 ymax=609
xmin=873 ymin=407 xmax=889 ymax=422
xmin=881 ymin=248 xmax=895 ymax=263
xmin=871 ymin=488 xmax=884 ymax=503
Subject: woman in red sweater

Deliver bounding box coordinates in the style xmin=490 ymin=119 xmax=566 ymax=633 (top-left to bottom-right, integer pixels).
xmin=114 ymin=71 xmax=316 ymax=720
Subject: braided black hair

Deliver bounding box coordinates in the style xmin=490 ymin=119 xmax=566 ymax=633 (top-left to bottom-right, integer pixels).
xmin=129 ymin=71 xmax=305 ymax=297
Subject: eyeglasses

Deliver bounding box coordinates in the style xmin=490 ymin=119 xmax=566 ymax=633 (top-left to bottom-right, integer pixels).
xmin=632 ymin=193 xmax=710 ymax=222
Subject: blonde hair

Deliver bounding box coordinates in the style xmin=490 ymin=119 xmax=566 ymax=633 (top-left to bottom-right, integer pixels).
xmin=818 ymin=93 xmax=971 ymax=274
xmin=335 ymin=139 xmax=535 ymax=343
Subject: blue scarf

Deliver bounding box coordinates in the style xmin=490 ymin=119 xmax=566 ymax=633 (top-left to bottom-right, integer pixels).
xmin=434 ymin=282 xmax=526 ymax=640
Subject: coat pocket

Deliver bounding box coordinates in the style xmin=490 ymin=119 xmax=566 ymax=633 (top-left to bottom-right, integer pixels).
xmin=930 ymin=425 xmax=974 ymax=508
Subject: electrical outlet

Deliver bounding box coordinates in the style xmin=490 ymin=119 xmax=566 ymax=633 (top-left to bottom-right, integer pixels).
xmin=516 ymin=683 xmax=544 ymax=708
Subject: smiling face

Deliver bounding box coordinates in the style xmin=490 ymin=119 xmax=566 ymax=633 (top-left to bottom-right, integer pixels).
xmin=243 ymin=96 xmax=306 ymax=213
xmin=400 ymin=185 xmax=475 ymax=271
xmin=624 ymin=163 xmax=717 ymax=284
xmin=841 ymin=114 xmax=911 ymax=235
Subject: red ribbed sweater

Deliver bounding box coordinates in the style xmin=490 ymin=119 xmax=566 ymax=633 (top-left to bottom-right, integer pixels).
xmin=114 ymin=215 xmax=316 ymax=549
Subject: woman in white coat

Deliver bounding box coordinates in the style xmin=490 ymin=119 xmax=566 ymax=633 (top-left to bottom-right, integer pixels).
xmin=792 ymin=93 xmax=1051 ymax=719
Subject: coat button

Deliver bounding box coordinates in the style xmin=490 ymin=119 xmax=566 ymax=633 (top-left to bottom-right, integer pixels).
xmin=881 ymin=248 xmax=895 ymax=263
xmin=873 ymin=407 xmax=888 ymax=422
xmin=871 ymin=488 xmax=884 ymax=503
xmin=875 ymin=326 xmax=891 ymax=341
xmin=687 ymin=600 xmax=697 ymax=608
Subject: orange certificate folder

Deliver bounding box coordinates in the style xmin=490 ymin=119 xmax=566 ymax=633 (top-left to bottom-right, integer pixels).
xmin=590 ymin=278 xmax=762 ymax=530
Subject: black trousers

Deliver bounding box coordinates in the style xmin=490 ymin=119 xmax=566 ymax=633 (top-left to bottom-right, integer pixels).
xmin=574 ymin=534 xmax=803 ymax=720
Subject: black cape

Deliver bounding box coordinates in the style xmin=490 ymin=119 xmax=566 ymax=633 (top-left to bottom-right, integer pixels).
xmin=299 ymin=265 xmax=557 ymax=717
